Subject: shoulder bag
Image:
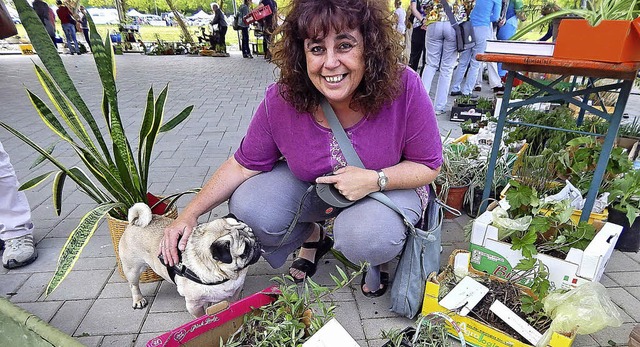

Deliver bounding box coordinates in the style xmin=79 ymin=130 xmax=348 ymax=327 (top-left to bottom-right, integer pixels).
xmin=441 ymin=0 xmax=475 ymax=52
xmin=0 ymin=1 xmax=17 ymax=39
xmin=319 ymin=99 xmax=443 ymax=319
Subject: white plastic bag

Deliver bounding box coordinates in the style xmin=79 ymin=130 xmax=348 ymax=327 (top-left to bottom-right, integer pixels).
xmin=536 ymin=282 xmax=622 ymax=347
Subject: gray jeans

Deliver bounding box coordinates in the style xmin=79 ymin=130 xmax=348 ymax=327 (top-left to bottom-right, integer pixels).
xmin=229 ymin=162 xmax=422 ymax=289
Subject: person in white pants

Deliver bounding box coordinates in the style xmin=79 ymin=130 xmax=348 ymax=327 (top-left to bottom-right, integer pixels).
xmin=0 ymin=140 xmax=37 ymax=269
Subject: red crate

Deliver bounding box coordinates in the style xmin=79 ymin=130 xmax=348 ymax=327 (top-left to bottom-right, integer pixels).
xmin=243 ymin=5 xmax=273 ymax=25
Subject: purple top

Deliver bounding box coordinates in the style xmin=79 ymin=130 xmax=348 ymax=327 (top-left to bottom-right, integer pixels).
xmin=235 ymin=67 xmax=443 ymax=183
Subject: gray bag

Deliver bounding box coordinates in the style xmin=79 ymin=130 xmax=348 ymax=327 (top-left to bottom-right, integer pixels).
xmin=319 ymin=98 xmax=443 ymax=318
xmin=389 ymin=185 xmax=443 ymax=318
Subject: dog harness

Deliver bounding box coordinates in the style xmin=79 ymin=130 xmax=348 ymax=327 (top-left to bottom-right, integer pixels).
xmin=158 ymin=253 xmax=229 ymax=286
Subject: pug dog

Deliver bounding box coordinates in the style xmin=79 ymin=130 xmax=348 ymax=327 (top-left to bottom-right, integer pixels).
xmin=119 ymin=203 xmax=262 ymax=317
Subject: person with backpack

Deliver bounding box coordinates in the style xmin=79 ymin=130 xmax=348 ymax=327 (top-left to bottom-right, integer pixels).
xmin=238 ymin=0 xmax=253 ymax=58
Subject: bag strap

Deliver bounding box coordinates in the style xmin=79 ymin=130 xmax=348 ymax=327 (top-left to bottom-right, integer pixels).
xmin=439 ymin=0 xmax=457 ymax=26
xmin=319 ymin=99 xmax=417 ymax=232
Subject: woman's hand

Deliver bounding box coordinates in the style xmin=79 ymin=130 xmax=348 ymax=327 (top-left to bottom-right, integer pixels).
xmin=160 ymin=215 xmax=198 ymax=267
xmin=315 ymin=166 xmax=379 ymax=201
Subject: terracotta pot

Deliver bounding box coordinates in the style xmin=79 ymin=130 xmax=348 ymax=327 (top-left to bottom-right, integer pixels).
xmin=554 ymin=18 xmax=640 ymax=63
xmin=443 ymin=185 xmax=469 ymax=219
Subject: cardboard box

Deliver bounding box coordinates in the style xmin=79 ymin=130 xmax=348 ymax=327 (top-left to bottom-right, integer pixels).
xmin=470 ymin=204 xmax=622 ymax=290
xmin=421 ymin=250 xmax=575 ymax=347
xmin=146 ymin=286 xmax=279 ymax=347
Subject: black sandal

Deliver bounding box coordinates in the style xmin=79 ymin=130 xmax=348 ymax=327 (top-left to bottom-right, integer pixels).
xmin=289 ymin=226 xmax=334 ymax=284
xmin=361 ymin=271 xmax=389 ymax=298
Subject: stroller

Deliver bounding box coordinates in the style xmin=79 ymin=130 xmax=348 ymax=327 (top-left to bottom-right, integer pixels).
xmin=196 ymin=26 xmax=226 ymax=54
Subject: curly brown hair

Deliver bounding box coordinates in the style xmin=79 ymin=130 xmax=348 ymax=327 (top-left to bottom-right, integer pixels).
xmin=271 ymin=0 xmax=404 ymax=115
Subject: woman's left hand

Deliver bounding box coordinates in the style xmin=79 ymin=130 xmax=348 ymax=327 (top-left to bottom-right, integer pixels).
xmin=315 ymin=166 xmax=379 ymax=201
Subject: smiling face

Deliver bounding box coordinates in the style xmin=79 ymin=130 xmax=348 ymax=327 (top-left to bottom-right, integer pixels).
xmin=304 ymin=28 xmax=365 ymax=108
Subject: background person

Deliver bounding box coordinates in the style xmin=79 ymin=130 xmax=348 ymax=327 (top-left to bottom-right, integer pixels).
xmin=78 ymin=5 xmax=90 ymax=51
xmin=210 ymin=2 xmax=227 ymax=50
xmin=408 ymin=0 xmax=429 ymax=72
xmin=238 ymin=0 xmax=253 ymax=58
xmin=496 ymin=0 xmax=526 ymax=77
xmin=259 ymin=0 xmax=277 ymax=60
xmin=449 ymin=0 xmax=501 ymax=96
xmin=160 ymin=0 xmax=442 ymax=298
xmin=55 ymin=0 xmax=80 ymax=55
xmin=420 ymin=0 xmax=471 ymax=115
xmin=0 ymin=140 xmax=38 ymax=269
xmin=32 ymin=0 xmax=56 ymax=47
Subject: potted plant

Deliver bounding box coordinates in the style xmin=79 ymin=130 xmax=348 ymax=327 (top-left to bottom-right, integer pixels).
xmin=381 ymin=314 xmax=453 ymax=347
xmin=607 ymin=169 xmax=640 ymax=252
xmin=460 ymin=119 xmax=480 ymax=135
xmin=450 ymin=95 xmax=484 ymax=123
xmin=2 ymin=0 xmax=195 ymax=295
xmin=435 ymin=141 xmax=481 ymax=218
xmin=511 ymin=0 xmax=640 ymax=63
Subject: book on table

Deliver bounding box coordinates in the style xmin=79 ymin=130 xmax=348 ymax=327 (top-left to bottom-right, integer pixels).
xmin=484 ymin=40 xmax=555 ymax=56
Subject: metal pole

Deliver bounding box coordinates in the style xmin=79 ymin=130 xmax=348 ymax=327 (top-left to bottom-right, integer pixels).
xmin=233 ymin=0 xmax=240 ymax=52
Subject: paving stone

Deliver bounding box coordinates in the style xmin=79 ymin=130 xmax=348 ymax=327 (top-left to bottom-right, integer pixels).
xmin=0 ymin=273 xmax=30 ymax=297
xmin=301 ymin=302 xmax=359 ymax=342
xmin=77 ymin=297 xmax=149 ymax=335
xmin=75 ymin=335 xmax=103 ymax=347
xmin=134 ymin=332 xmax=160 ymax=347
xmin=590 ymin=322 xmax=636 ymax=346
xmin=49 ymin=300 xmax=93 ymax=336
xmin=149 ymin=281 xmax=187 ymax=313
xmin=605 ymin=250 xmax=640 ymax=272
xmin=140 ymin=311 xmax=195 ymax=334
xmin=362 ymin=316 xmax=414 ymax=341
xmin=608 ymin=287 xmax=640 ymax=321
xmin=100 ymin=334 xmax=138 ymax=347
xmin=99 ymin=280 xmax=160 ymax=299
xmin=15 ymin=301 xmax=62 ymax=322
xmin=608 ymin=271 xmax=640 ymax=288
xmin=44 ymin=270 xmax=112 ymax=301
xmin=8 ymin=272 xmax=51 ymax=302
xmin=573 ymin=334 xmax=600 ymax=347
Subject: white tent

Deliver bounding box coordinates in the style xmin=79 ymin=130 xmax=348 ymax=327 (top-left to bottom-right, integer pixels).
xmin=127 ymin=9 xmax=144 ymax=17
xmin=189 ymin=10 xmax=212 ymax=19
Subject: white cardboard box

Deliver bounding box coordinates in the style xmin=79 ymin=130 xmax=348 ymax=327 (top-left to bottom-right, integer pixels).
xmin=469 ymin=205 xmax=622 ymax=290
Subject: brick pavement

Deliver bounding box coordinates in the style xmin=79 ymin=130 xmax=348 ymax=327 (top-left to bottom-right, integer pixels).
xmin=0 ymin=52 xmax=639 ymax=347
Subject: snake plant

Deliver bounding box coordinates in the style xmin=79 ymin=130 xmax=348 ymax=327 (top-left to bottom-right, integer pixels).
xmin=1 ymin=0 xmax=194 ymax=296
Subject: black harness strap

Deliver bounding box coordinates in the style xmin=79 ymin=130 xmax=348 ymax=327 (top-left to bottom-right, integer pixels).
xmin=158 ymin=253 xmax=229 ymax=286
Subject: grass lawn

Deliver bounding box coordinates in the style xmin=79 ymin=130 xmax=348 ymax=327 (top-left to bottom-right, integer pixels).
xmin=14 ymin=23 xmax=244 ymax=46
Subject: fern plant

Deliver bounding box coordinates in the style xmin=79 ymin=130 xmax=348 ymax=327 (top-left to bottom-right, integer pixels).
xmin=2 ymin=0 xmax=194 ymax=295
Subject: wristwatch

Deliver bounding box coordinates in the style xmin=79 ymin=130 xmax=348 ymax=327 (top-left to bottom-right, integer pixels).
xmin=376 ymin=170 xmax=389 ymax=192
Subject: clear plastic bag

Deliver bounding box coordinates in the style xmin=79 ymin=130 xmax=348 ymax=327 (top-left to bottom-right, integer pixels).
xmin=491 ymin=206 xmax=532 ymax=240
xmin=536 ymin=282 xmax=622 ymax=347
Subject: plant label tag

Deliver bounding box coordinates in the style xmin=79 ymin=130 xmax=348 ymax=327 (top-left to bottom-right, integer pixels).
xmin=489 ymin=299 xmax=542 ymax=345
xmin=439 ymin=276 xmax=489 ymax=316
xmin=303 ymin=318 xmax=360 ymax=347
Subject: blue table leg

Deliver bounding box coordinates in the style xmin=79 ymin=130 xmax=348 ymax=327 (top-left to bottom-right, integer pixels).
xmin=480 ymin=72 xmax=515 ymax=214
xmin=579 ymin=80 xmax=633 ymax=222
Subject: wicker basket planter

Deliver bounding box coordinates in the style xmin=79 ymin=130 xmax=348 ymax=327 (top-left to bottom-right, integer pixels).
xmin=107 ymin=205 xmax=178 ymax=283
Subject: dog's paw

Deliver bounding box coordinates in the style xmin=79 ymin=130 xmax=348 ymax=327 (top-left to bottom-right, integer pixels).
xmin=132 ymin=298 xmax=148 ymax=309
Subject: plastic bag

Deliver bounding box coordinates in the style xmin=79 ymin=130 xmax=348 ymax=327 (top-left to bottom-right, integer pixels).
xmin=491 ymin=206 xmax=532 ymax=240
xmin=536 ymin=282 xmax=622 ymax=347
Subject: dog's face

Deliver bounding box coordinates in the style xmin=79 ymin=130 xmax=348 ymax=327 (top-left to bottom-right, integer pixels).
xmin=182 ymin=215 xmax=261 ymax=284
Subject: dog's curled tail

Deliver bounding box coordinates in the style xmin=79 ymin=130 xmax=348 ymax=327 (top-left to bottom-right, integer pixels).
xmin=128 ymin=203 xmax=153 ymax=227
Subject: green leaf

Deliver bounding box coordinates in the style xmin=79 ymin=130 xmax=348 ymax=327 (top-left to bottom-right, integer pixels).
xmin=45 ymin=202 xmax=121 ymax=296
xmin=52 ymin=171 xmax=67 ymax=216
xmin=15 ymin=0 xmax=112 ymax=166
xmin=514 ymin=257 xmax=536 ymax=271
xmin=159 ymin=105 xmax=194 ymax=132
xmin=30 ymin=143 xmax=56 ymax=169
xmin=18 ymin=171 xmax=56 ymax=191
